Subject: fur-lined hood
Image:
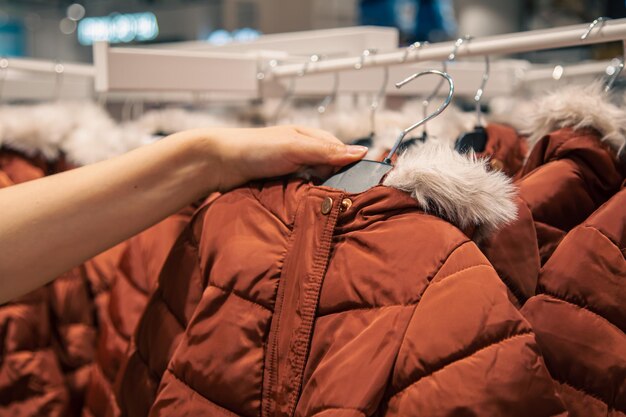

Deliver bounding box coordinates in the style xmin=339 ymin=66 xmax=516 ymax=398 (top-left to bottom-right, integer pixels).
xmin=382 ymin=139 xmax=517 ymax=238
xmin=490 ymin=81 xmax=626 ymax=159
xmin=0 ymin=103 xmax=238 ymax=166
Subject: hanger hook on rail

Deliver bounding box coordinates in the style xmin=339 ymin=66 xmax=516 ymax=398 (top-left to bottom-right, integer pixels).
xmin=581 ymin=17 xmax=610 ymax=40
xmin=317 ymin=55 xmax=339 ymax=114
xmin=0 ymin=57 xmax=8 ymax=103
xmin=605 ymin=57 xmax=624 ymax=92
xmin=273 ymin=54 xmax=320 ymax=124
xmin=354 ymin=48 xmax=389 ymax=135
xmin=383 ymin=69 xmax=454 ymax=164
xmin=463 ymin=36 xmax=490 ymax=126
xmin=401 ymin=41 xmax=428 ymax=63
xmin=53 ymin=61 xmax=64 ymax=102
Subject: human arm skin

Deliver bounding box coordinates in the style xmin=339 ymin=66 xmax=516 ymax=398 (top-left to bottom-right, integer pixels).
xmin=0 ymin=125 xmax=367 ymax=303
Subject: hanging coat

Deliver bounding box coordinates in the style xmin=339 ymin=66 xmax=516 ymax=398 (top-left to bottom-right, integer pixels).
xmin=521 ymin=183 xmax=626 ymax=417
xmin=480 ymin=83 xmax=626 ymax=306
xmin=0 ymin=148 xmax=71 ymax=417
xmin=82 ymin=206 xmax=198 ymax=417
xmin=116 ymin=141 xmax=566 ymax=417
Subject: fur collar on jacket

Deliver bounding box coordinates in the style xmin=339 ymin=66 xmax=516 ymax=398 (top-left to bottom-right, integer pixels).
xmin=382 ymin=140 xmax=518 ymax=238
xmin=491 ymin=81 xmax=626 ymax=159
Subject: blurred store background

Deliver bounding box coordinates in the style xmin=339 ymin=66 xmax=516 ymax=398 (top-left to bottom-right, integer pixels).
xmin=0 ymin=0 xmax=624 ymax=63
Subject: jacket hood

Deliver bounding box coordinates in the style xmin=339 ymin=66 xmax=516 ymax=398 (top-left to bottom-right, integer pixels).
xmin=521 ymin=81 xmax=626 ymax=158
xmin=383 ymin=140 xmax=518 ymax=238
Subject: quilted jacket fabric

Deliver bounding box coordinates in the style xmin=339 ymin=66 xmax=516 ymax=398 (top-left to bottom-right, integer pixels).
xmin=117 ymin=142 xmax=566 ymax=417
xmin=481 ymin=124 xmax=625 ymax=307
xmin=0 ymin=148 xmax=70 ymax=417
xmin=479 ymin=123 xmax=527 ymax=177
xmin=82 ymin=208 xmax=195 ymax=417
xmin=0 ymin=148 xmax=123 ymax=417
xmin=522 ymin=184 xmax=626 ymax=417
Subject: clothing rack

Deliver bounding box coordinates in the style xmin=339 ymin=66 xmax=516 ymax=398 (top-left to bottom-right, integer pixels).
xmin=269 ymin=19 xmax=626 ymax=79
xmin=0 ymin=57 xmax=94 ymax=101
xmin=93 ymin=27 xmax=400 ymax=97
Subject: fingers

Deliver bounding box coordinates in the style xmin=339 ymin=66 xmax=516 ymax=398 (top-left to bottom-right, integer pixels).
xmin=292 ymin=125 xmax=342 ymax=143
xmin=290 ymin=133 xmax=368 ymax=167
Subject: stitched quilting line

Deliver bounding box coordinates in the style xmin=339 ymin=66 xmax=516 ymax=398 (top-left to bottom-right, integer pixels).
xmin=558 ymin=379 xmax=622 ymax=413
xmin=164 ymin=369 xmax=243 ymax=417
xmin=307 ymin=406 xmax=368 ymax=416
xmin=390 ymin=331 xmax=533 ymax=400
xmin=532 ymin=292 xmax=625 ymax=336
xmin=207 ymin=282 xmax=272 ymax=313
xmin=315 ymin=264 xmax=491 ymax=319
xmin=580 ymin=224 xmax=624 ymax=257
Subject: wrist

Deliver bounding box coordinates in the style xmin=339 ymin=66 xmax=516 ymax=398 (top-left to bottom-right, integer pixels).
xmin=171 ymin=129 xmax=224 ymax=194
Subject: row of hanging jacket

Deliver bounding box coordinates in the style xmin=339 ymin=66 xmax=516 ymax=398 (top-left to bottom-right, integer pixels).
xmin=109 ymin=82 xmax=625 ymax=417
xmin=0 ymin=103 xmax=240 ymax=417
xmin=0 ymin=79 xmax=625 ymax=417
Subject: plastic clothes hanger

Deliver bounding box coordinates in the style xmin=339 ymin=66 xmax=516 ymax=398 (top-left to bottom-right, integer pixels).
xmin=351 ymin=49 xmax=389 ymax=147
xmin=323 ymin=69 xmax=454 ymax=193
xmin=455 ymin=37 xmax=490 ymax=154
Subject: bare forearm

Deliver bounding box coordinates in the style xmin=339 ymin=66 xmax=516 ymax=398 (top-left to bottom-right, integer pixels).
xmin=0 ymin=125 xmax=366 ymax=303
xmin=0 ymin=132 xmax=217 ymax=303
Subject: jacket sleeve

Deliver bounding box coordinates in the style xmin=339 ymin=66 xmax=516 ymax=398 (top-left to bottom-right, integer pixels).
xmin=384 ymin=241 xmax=567 ymax=417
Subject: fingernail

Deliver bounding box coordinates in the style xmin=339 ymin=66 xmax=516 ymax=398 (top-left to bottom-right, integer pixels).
xmin=346 ymin=145 xmax=368 ymax=155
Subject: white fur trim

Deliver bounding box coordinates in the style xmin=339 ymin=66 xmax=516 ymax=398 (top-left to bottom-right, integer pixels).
xmin=520 ymin=81 xmax=626 ymax=157
xmin=383 ymin=140 xmax=518 ymax=237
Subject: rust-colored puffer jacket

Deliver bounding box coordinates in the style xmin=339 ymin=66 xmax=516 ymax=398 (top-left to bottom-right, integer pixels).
xmin=0 ymin=148 xmax=70 ymax=416
xmin=480 ymin=87 xmax=626 ymax=306
xmin=478 ymin=123 xmax=527 ymax=177
xmin=0 ymin=148 xmax=121 ymax=416
xmin=118 ymin=141 xmax=566 ymax=417
xmin=83 ymin=208 xmax=196 ymax=417
xmin=522 ymin=183 xmax=626 ymax=417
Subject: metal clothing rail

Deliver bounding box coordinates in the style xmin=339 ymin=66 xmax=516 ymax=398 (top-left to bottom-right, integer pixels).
xmin=0 ymin=57 xmax=94 ymax=77
xmin=0 ymin=57 xmax=95 ymax=101
xmin=269 ymin=19 xmax=626 ymax=79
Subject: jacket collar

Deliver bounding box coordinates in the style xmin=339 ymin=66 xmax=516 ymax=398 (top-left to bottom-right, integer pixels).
xmin=382 ymin=140 xmax=518 ymax=239
xmin=520 ymin=81 xmax=626 ymax=159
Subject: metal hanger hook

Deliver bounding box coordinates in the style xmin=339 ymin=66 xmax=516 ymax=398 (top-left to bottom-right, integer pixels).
xmin=604 ymin=57 xmax=624 ymax=92
xmin=54 ymin=62 xmax=64 ymax=101
xmin=384 ymin=70 xmax=455 ymax=163
xmin=355 ymin=48 xmax=376 ymax=70
xmin=370 ymin=64 xmax=389 ymax=135
xmin=0 ymin=57 xmax=8 ymax=103
xmin=581 ymin=17 xmax=610 ymax=40
xmin=273 ymin=54 xmax=320 ymax=123
xmin=448 ymin=34 xmax=472 ymax=61
xmin=317 ymin=70 xmax=339 ymax=114
xmin=401 ymin=41 xmax=428 ymax=63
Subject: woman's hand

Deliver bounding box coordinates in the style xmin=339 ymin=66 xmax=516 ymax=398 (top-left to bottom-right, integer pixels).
xmin=179 ymin=125 xmax=368 ymax=192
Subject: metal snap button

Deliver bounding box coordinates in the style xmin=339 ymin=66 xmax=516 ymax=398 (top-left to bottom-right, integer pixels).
xmin=321 ymin=197 xmax=333 ymax=215
xmin=340 ymin=198 xmax=353 ymax=212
